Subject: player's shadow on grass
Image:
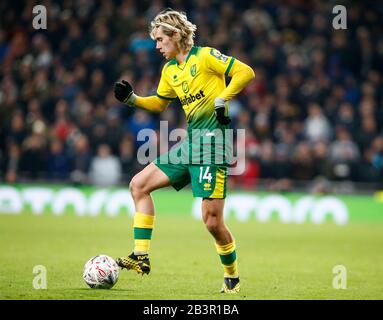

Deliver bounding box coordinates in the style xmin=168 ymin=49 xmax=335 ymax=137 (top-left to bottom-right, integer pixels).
xmin=70 ymin=288 xmax=133 ymax=292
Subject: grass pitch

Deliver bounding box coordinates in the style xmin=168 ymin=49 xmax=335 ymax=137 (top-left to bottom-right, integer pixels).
xmin=0 ymin=213 xmax=382 ymax=300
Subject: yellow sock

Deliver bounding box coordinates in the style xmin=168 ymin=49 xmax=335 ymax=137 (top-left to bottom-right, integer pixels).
xmin=215 ymin=241 xmax=239 ymax=278
xmin=133 ymin=212 xmax=155 ymax=255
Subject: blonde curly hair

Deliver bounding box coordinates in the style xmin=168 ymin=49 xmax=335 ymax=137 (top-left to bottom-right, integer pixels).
xmin=149 ymin=9 xmax=197 ymax=51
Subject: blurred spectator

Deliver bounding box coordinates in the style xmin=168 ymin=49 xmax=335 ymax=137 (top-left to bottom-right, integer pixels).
xmin=370 ymin=136 xmax=383 ymax=175
xmin=335 ymin=102 xmax=355 ymax=133
xmin=106 ymin=113 xmax=124 ymax=155
xmin=25 ymin=99 xmax=47 ymax=133
xmin=274 ymin=130 xmax=295 ymax=179
xmin=5 ymin=111 xmax=27 ymax=147
xmin=231 ymin=131 xmax=260 ymax=188
xmin=0 ymin=1 xmax=383 ymax=190
xmin=19 ymin=133 xmax=47 ymax=179
xmin=328 ymin=127 xmax=360 ymax=181
xmin=303 ymin=103 xmax=332 ymax=142
xmin=312 ymin=140 xmax=331 ymax=178
xmin=87 ymin=69 xmax=108 ymax=103
xmin=358 ymin=145 xmax=383 ymax=183
xmin=290 ymin=142 xmax=316 ymax=181
xmin=356 ymin=117 xmax=377 ymax=153
xmin=47 ymin=139 xmax=70 ymax=180
xmin=125 ymin=109 xmax=156 ymax=148
xmin=0 ymin=30 xmax=9 ymax=63
xmin=70 ymin=135 xmax=92 ymax=185
xmin=89 ymin=144 xmax=122 ymax=187
xmin=4 ymin=142 xmax=21 ymax=183
xmin=258 ymin=139 xmax=274 ymax=180
xmin=120 ymin=134 xmax=141 ymax=183
xmin=90 ymin=122 xmax=108 ymax=153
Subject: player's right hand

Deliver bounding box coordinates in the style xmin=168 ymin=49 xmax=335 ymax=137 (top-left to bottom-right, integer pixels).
xmin=114 ymin=80 xmax=133 ymax=103
xmin=214 ymin=98 xmax=231 ymax=125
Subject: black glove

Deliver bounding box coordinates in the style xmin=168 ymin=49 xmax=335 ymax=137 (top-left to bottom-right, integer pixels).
xmin=215 ymin=98 xmax=231 ymax=125
xmin=114 ymin=80 xmax=133 ymax=103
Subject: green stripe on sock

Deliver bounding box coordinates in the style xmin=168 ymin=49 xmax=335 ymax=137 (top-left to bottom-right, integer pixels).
xmin=219 ymin=250 xmax=237 ymax=265
xmin=134 ymin=227 xmax=153 ymax=240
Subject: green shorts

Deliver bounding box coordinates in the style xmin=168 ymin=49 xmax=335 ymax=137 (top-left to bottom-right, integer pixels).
xmin=154 ymin=161 xmax=228 ymax=199
xmin=153 ymin=139 xmax=228 ymax=198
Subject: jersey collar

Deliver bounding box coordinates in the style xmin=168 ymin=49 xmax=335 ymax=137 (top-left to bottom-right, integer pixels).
xmin=172 ymin=46 xmax=198 ymax=70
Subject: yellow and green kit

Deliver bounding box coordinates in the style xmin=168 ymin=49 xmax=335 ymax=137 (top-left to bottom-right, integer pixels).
xmin=136 ymin=46 xmax=255 ymax=198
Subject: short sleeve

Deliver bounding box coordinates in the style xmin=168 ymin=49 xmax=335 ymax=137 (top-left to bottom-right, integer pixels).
xmin=204 ymin=47 xmax=236 ymax=76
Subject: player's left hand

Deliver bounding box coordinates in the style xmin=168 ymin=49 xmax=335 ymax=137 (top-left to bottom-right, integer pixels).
xmin=214 ymin=98 xmax=231 ymax=125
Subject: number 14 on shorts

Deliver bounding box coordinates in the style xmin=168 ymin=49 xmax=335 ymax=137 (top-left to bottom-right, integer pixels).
xmin=199 ymin=166 xmax=212 ymax=183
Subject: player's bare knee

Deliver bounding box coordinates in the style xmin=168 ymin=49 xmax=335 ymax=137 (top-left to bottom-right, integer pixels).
xmin=129 ymin=176 xmax=147 ymax=198
xmin=204 ymin=216 xmax=221 ymax=234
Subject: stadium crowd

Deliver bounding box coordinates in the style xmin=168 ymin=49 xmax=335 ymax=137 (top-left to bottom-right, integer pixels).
xmin=1 ymin=0 xmax=383 ymax=190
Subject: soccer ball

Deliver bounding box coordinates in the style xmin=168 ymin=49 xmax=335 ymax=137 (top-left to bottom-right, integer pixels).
xmin=83 ymin=254 xmax=120 ymax=289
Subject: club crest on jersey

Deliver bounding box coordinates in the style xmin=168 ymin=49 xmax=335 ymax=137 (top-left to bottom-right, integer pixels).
xmin=190 ymin=64 xmax=197 ymax=77
xmin=182 ymin=81 xmax=189 ymax=93
xmin=210 ymin=49 xmax=229 ymax=63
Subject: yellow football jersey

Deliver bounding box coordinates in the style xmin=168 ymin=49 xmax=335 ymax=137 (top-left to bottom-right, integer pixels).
xmin=156 ymin=46 xmax=235 ymax=130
